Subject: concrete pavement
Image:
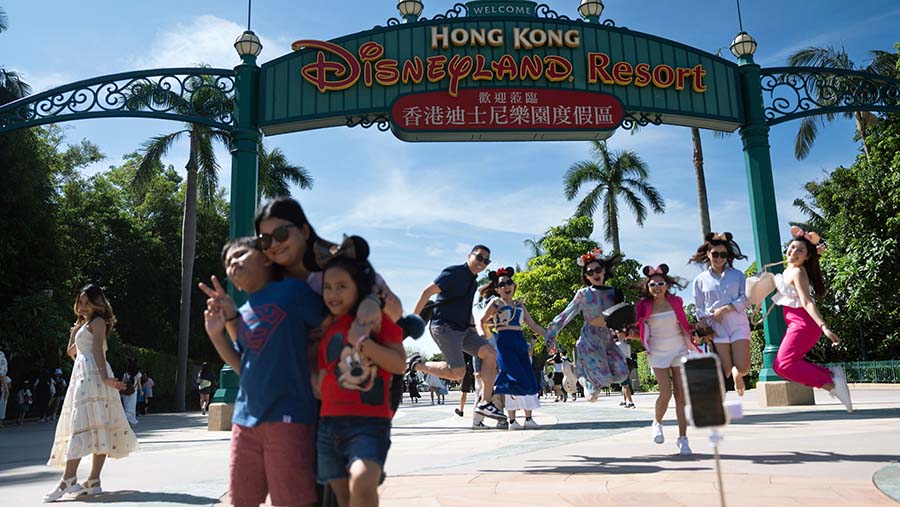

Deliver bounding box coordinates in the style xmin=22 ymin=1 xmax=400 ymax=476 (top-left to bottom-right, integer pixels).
xmin=1 ymin=387 xmax=898 ymax=506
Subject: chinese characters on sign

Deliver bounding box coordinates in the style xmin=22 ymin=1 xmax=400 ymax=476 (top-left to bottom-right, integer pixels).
xmin=391 ymin=88 xmax=623 ymax=133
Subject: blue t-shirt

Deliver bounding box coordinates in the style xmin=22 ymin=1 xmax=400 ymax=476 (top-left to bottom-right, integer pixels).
xmin=232 ymin=278 xmax=324 ymax=427
xmin=432 ymin=263 xmax=477 ymax=331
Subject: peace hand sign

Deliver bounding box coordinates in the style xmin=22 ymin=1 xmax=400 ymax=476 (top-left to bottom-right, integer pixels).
xmin=199 ymin=275 xmax=237 ymax=320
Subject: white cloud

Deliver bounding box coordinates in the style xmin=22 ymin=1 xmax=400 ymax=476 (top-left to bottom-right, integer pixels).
xmin=128 ymin=15 xmax=282 ymax=70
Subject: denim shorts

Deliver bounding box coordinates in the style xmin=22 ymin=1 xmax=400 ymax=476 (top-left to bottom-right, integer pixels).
xmin=317 ymin=417 xmax=392 ymax=484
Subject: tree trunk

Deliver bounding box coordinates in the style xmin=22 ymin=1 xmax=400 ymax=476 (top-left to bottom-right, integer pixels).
xmin=609 ymin=195 xmax=621 ymax=254
xmin=691 ymin=127 xmax=711 ymax=239
xmin=174 ymin=135 xmax=200 ymax=412
xmin=856 ymin=114 xmax=872 ymax=165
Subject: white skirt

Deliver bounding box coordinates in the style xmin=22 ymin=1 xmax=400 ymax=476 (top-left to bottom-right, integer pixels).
xmin=505 ymin=393 xmax=540 ymax=411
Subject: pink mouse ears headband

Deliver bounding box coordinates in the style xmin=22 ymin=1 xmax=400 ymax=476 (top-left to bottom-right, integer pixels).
xmin=790 ymin=226 xmax=826 ymax=254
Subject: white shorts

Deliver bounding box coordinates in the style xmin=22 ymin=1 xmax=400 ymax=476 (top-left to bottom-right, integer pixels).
xmin=648 ymin=335 xmax=690 ymax=369
xmin=710 ymin=312 xmax=751 ymax=344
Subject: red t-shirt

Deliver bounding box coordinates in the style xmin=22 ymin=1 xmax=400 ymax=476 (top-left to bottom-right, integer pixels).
xmin=319 ymin=313 xmax=403 ymax=419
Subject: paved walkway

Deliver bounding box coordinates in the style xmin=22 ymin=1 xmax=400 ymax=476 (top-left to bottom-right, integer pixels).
xmin=1 ymin=387 xmax=898 ymax=506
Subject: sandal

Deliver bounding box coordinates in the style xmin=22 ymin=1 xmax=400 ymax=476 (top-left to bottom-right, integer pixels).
xmin=81 ymin=478 xmax=103 ymax=496
xmin=42 ymin=476 xmax=79 ymax=503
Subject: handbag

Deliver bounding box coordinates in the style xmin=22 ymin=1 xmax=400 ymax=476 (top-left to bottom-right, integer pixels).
xmin=602 ymin=302 xmax=636 ymax=331
xmin=121 ymin=376 xmax=136 ymax=396
xmin=746 ymin=261 xmax=784 ymax=324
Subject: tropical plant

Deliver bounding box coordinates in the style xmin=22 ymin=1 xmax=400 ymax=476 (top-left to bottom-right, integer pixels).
xmin=787 ymin=45 xmax=898 ymax=163
xmin=133 ymin=72 xmax=312 ymax=411
xmin=563 ymin=140 xmax=665 ymax=253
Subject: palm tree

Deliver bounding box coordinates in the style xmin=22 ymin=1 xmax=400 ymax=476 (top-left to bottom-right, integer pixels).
xmin=563 ymin=140 xmax=665 ymax=253
xmin=134 ymin=74 xmax=311 ymax=411
xmin=787 ymin=45 xmax=898 ymax=163
xmin=790 ymin=181 xmax=826 ymax=233
xmin=0 ymin=8 xmax=32 ymax=105
xmin=0 ymin=7 xmax=8 ymax=33
xmin=258 ymin=145 xmax=313 ymax=200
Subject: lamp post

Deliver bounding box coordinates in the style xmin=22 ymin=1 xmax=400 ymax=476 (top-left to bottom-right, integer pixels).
xmin=733 ymin=31 xmax=804 ymax=405
xmin=578 ymin=0 xmax=604 ymax=23
xmin=209 ymin=29 xmax=263 ymax=429
xmin=397 ymin=0 xmax=424 ymax=22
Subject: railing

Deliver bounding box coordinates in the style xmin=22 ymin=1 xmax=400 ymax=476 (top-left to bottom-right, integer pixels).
xmin=825 ymin=360 xmax=900 ymax=383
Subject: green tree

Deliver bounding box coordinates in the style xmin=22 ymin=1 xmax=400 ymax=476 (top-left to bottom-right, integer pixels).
xmin=786 ymin=45 xmax=898 ymax=162
xmin=563 ymin=141 xmax=665 ymax=253
xmin=514 ymin=216 xmax=642 ymax=355
xmin=258 ymin=145 xmax=313 ymax=201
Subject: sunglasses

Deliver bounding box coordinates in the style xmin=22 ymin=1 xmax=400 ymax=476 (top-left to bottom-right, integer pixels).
xmin=472 ymin=253 xmax=491 ymax=265
xmin=585 ymin=268 xmax=603 ymax=277
xmin=648 ymin=281 xmax=667 ymax=288
xmin=257 ymin=224 xmax=297 ymax=250
xmin=709 ymin=251 xmax=729 ymax=259
xmin=497 ymin=280 xmax=514 ymax=288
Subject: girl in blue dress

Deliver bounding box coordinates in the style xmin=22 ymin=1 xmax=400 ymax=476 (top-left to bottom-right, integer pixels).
xmin=480 ymin=267 xmax=545 ymax=430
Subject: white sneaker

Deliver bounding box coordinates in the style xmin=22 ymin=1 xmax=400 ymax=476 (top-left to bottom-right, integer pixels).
xmin=523 ymin=418 xmax=540 ymax=429
xmin=829 ymin=367 xmax=853 ymax=413
xmin=651 ymin=421 xmax=665 ymax=444
xmin=42 ymin=477 xmax=79 ymax=503
xmin=508 ymin=420 xmax=524 ymax=430
xmin=676 ymin=436 xmax=692 ymax=455
xmin=472 ymin=422 xmax=490 ymax=430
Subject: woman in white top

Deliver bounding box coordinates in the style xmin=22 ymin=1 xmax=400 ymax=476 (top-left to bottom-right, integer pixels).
xmin=44 ymin=285 xmax=137 ymax=502
xmin=771 ymin=228 xmax=852 ymax=412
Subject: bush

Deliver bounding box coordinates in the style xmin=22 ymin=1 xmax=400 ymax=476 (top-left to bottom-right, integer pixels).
xmin=637 ymin=351 xmax=657 ymax=391
xmin=106 ymin=334 xmax=178 ymax=406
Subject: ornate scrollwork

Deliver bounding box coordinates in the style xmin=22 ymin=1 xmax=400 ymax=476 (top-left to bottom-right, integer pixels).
xmin=346 ymin=114 xmax=391 ymax=132
xmin=534 ymin=3 xmax=572 ymax=20
xmin=760 ymin=66 xmax=900 ymax=126
xmin=620 ymin=112 xmax=663 ymax=130
xmin=0 ymin=68 xmax=235 ymax=133
xmin=382 ymin=17 xmax=402 ymax=27
xmin=601 ymin=19 xmax=617 ymax=27
xmin=421 ymin=3 xmax=467 ymax=21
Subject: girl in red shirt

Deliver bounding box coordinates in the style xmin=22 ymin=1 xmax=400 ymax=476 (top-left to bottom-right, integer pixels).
xmin=316 ymin=236 xmax=406 ymax=507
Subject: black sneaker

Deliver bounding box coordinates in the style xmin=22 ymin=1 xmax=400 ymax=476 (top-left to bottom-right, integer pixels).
xmin=475 ymin=401 xmax=508 ymax=421
xmin=454 ymin=408 xmax=464 ymax=417
xmin=406 ymin=353 xmax=422 ymax=375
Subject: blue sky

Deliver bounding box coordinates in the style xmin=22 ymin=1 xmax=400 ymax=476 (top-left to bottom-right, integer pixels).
xmin=3 ymin=0 xmax=897 ymax=355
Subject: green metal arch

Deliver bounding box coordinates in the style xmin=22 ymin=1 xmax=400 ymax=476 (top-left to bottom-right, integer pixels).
xmin=0 ymin=68 xmax=236 ymax=134
xmin=761 ymin=66 xmax=900 ymax=126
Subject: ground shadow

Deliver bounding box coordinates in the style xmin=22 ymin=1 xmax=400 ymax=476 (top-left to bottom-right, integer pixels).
xmin=75 ymin=490 xmax=218 ymax=504
xmin=734 ymin=407 xmax=900 ymax=425
xmin=0 ymin=469 xmax=59 ymax=486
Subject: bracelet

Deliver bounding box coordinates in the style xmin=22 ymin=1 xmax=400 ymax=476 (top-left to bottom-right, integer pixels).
xmin=226 ymin=313 xmax=239 ymax=322
xmin=819 ymin=322 xmax=827 ymax=329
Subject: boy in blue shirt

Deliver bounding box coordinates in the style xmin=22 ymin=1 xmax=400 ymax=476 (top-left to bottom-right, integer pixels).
xmin=203 ymin=237 xmax=324 ymax=507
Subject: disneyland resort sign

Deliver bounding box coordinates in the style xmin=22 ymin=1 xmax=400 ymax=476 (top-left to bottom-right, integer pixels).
xmin=260 ymin=16 xmax=743 ymax=140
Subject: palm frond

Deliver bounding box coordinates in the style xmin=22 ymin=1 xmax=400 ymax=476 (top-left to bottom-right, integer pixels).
xmin=0 ymin=8 xmax=8 ymax=33
xmin=618 ymin=186 xmax=649 ymax=225
xmin=136 ymin=131 xmax=186 ymax=185
xmin=794 ymin=115 xmax=822 ymax=160
xmin=614 ymin=149 xmax=649 ymax=180
xmin=867 ymin=50 xmax=899 ymax=78
xmin=195 ymin=133 xmax=220 ymax=207
xmin=573 ymin=185 xmax=605 ymax=219
xmin=563 ymin=161 xmax=603 ymax=200
xmin=787 ymin=46 xmax=853 ymax=70
xmin=0 ymin=68 xmax=32 ymax=104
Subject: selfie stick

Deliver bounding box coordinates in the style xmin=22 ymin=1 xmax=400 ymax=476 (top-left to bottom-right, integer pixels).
xmin=710 ymin=429 xmax=726 ymax=507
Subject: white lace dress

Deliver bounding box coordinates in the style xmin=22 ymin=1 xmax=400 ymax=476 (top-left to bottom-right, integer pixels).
xmin=48 ymin=325 xmax=138 ymax=468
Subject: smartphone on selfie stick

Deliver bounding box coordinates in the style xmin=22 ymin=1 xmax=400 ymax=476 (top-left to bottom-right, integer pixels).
xmin=681 ymin=353 xmax=729 ymax=507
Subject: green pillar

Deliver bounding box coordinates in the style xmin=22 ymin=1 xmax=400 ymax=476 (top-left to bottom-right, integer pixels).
xmin=737 ymin=54 xmax=786 ymax=382
xmin=213 ymin=52 xmax=261 ymax=404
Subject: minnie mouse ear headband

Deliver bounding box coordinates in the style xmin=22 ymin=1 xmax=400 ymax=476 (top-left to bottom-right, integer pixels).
xmin=489 ymin=266 xmax=516 ymax=282
xmin=313 ymin=235 xmax=370 ymax=268
xmin=789 ymin=226 xmax=826 ymax=254
xmin=642 ymin=264 xmax=670 ymax=277
xmin=707 ymin=232 xmax=732 ymax=242
xmin=576 ymin=248 xmax=604 ymax=267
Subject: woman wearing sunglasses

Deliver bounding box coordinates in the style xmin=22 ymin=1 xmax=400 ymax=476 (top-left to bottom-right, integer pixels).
xmin=544 ymin=248 xmax=630 ymax=401
xmin=479 ymin=267 xmax=545 ymax=429
xmin=626 ymin=264 xmax=701 ymax=456
xmin=689 ymin=232 xmax=751 ymax=396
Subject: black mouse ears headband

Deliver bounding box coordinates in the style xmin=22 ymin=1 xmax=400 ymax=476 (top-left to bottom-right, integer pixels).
xmin=642 ymin=264 xmax=669 ymax=277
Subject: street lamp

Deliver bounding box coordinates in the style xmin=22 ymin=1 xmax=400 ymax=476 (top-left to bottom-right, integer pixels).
xmin=730 ymin=31 xmax=757 ymax=59
xmin=234 ymin=30 xmax=263 ymax=58
xmin=578 ymin=0 xmax=604 ymax=23
xmin=397 ymin=0 xmax=424 ymax=23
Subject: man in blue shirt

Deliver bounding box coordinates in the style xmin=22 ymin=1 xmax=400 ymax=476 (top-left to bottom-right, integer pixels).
xmin=410 ymin=245 xmax=505 ymax=421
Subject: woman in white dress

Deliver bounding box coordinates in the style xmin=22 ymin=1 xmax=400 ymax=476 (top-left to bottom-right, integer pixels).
xmin=120 ymin=359 xmax=140 ymax=426
xmin=43 ymin=285 xmax=138 ymax=502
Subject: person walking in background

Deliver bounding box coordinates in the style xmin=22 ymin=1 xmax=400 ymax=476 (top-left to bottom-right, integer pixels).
xmin=141 ymin=372 xmax=154 ymax=415
xmin=626 ymin=265 xmax=701 ymax=456
xmin=135 ymin=375 xmax=146 ymax=417
xmin=44 ymin=284 xmax=137 ymax=502
xmin=0 ymin=373 xmax=9 ymax=428
xmin=425 ymin=373 xmax=443 ymax=405
xmin=543 ymin=248 xmax=630 ymax=401
xmin=407 ymin=372 xmax=421 ymax=403
xmin=616 ymin=339 xmax=636 ymax=408
xmin=33 ymin=369 xmax=54 ymax=422
xmin=48 ymin=369 xmax=67 ymax=420
xmin=121 ymin=359 xmax=140 ymax=426
xmin=16 ymin=380 xmax=32 ymax=425
xmin=690 ymin=232 xmax=752 ymax=396
xmin=455 ymin=354 xmax=475 ymax=417
xmin=198 ymin=362 xmax=216 ymax=416
xmin=772 ymin=227 xmax=852 ymax=412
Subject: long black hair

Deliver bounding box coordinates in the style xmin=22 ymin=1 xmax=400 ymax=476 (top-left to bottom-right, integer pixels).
xmin=254 ymin=198 xmax=322 ymax=273
xmin=480 ymin=266 xmax=515 ymax=299
xmin=689 ymin=232 xmax=747 ymax=268
xmin=581 ymin=253 xmax=622 ymax=286
xmin=791 ymin=236 xmax=826 ymax=297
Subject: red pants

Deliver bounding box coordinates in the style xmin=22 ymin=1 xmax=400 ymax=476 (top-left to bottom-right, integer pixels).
xmin=230 ymin=422 xmax=316 ymax=507
xmin=773 ymin=306 xmax=832 ymax=388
